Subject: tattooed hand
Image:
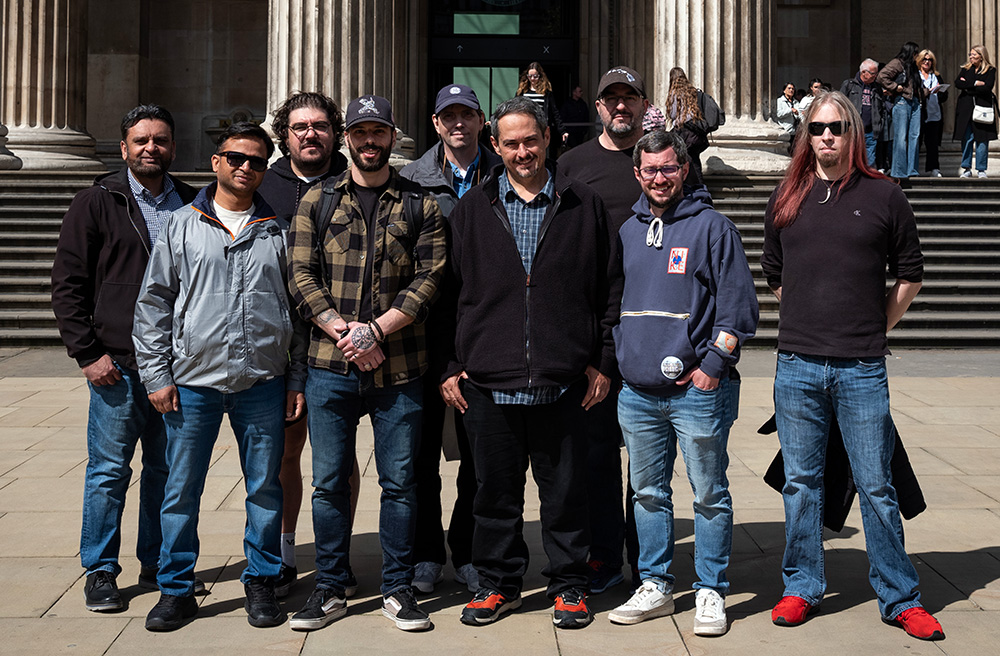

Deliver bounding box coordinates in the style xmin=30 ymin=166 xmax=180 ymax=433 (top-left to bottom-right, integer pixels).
xmin=351 ymin=325 xmax=377 ymax=351
xmin=336 ymin=322 xmax=378 ymax=359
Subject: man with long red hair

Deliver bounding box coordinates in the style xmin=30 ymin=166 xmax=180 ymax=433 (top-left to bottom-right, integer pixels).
xmin=760 ymin=91 xmax=944 ymax=641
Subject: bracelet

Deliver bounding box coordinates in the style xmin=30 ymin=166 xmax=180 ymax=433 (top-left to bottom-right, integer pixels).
xmin=369 ymin=320 xmax=385 ymax=343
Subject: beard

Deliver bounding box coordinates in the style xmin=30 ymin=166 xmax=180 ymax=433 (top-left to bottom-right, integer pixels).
xmin=349 ymin=142 xmax=391 ymax=172
xmin=816 ymin=151 xmax=841 ymax=169
xmin=126 ymin=154 xmax=169 ymax=178
xmin=606 ymin=119 xmax=638 ymax=138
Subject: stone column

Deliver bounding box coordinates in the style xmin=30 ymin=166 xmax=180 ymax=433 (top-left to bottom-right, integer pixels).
xmin=655 ymin=0 xmax=788 ymax=173
xmin=1 ymin=0 xmax=103 ymax=170
xmin=0 ymin=123 xmax=22 ymax=170
xmin=266 ymin=0 xmax=424 ymax=165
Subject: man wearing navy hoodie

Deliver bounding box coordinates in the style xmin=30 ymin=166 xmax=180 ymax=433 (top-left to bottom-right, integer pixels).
xmin=607 ymin=130 xmax=757 ymax=636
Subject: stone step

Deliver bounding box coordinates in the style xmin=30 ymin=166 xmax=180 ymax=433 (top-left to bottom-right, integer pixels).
xmin=0 ymin=293 xmax=52 ymax=308
xmin=0 ymin=246 xmax=56 ymax=261
xmin=0 ymin=309 xmax=56 ymax=329
xmin=754 ymin=310 xmax=1000 ymax=330
xmin=744 ymin=328 xmax=1000 ymax=347
xmin=742 ymin=248 xmax=1000 ymax=265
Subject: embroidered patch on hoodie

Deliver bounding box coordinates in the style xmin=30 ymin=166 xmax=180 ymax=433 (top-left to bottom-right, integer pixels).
xmin=714 ymin=331 xmax=738 ymax=354
xmin=667 ymin=247 xmax=688 ymax=274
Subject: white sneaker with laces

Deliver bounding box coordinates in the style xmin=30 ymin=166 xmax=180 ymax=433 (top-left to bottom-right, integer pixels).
xmin=693 ymin=588 xmax=728 ymax=636
xmin=608 ymin=580 xmax=674 ymax=625
xmin=960 ymin=168 xmax=973 ymax=178
xmin=978 ymin=171 xmax=989 ymax=178
xmin=412 ymin=561 xmax=443 ymax=594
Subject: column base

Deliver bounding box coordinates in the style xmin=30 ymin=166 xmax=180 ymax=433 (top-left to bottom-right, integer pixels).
xmin=704 ymin=117 xmax=791 ymax=176
xmin=5 ymin=126 xmax=105 ymax=171
xmin=0 ymin=125 xmax=22 ymax=170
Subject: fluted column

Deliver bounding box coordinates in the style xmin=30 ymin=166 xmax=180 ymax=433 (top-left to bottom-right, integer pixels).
xmin=655 ymin=0 xmax=788 ymax=173
xmin=1 ymin=0 xmax=103 ymax=170
xmin=0 ymin=123 xmax=22 ymax=170
xmin=266 ymin=0 xmax=425 ymax=164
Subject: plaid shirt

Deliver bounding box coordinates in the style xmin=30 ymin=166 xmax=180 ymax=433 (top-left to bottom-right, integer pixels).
xmin=287 ymin=168 xmax=447 ymax=387
xmin=127 ymin=169 xmax=185 ymax=247
xmin=493 ymin=171 xmax=568 ymax=405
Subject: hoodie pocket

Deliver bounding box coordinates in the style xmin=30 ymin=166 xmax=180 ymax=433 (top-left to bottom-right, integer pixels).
xmin=613 ymin=312 xmax=697 ymax=388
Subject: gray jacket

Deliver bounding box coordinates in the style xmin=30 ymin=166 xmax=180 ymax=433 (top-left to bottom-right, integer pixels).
xmin=133 ymin=183 xmax=307 ymax=394
xmin=399 ymin=142 xmax=501 ymax=218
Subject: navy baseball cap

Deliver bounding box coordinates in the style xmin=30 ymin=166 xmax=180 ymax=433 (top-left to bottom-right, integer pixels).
xmin=345 ymin=95 xmax=395 ymax=129
xmin=434 ymin=84 xmax=481 ymax=115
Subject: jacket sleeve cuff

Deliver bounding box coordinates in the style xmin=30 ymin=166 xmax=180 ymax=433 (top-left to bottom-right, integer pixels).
xmin=142 ymin=371 xmax=176 ymax=396
xmin=441 ymin=360 xmax=463 ymax=384
xmin=75 ymin=346 xmax=106 ymax=369
xmin=298 ymin=288 xmax=338 ymax=322
xmin=700 ymin=350 xmax=728 ymax=380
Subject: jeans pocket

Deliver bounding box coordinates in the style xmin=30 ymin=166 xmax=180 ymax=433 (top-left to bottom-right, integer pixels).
xmin=777 ymin=351 xmax=796 ymax=363
xmin=856 ymin=356 xmax=885 ymax=370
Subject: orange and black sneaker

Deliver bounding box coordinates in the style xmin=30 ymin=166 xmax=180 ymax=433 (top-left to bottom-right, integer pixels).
xmin=460 ymin=588 xmax=522 ymax=626
xmin=553 ymin=588 xmax=593 ymax=629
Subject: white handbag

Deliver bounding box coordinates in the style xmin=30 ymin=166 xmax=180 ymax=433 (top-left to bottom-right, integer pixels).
xmin=972 ymin=104 xmax=995 ymax=124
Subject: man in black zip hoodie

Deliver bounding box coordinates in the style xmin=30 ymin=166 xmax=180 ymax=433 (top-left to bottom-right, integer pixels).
xmin=51 ymin=105 xmax=197 ymax=612
xmin=441 ymin=96 xmax=621 ymax=630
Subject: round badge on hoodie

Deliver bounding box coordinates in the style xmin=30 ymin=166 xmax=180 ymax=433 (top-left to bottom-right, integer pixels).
xmin=660 ymin=356 xmax=684 ymax=379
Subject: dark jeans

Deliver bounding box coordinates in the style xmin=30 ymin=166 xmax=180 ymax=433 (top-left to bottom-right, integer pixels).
xmin=583 ymin=393 xmax=625 ymax=569
xmin=413 ymin=374 xmax=476 ymax=567
xmin=921 ymin=119 xmax=943 ymax=171
xmin=463 ymin=380 xmax=591 ymax=600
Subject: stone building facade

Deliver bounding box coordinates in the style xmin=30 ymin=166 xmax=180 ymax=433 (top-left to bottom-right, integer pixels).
xmin=1 ymin=0 xmax=997 ymax=172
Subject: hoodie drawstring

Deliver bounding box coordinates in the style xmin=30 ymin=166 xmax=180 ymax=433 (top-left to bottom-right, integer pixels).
xmin=646 ymin=216 xmax=663 ymax=249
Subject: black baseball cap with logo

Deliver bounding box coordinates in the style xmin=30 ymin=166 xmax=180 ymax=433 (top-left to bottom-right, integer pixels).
xmin=345 ymin=95 xmax=395 ymax=129
xmin=596 ymin=66 xmax=646 ymax=99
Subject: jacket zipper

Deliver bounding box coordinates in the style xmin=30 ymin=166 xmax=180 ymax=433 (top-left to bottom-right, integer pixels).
xmin=104 ymin=187 xmax=151 ymax=257
xmin=620 ymin=310 xmax=691 ymax=320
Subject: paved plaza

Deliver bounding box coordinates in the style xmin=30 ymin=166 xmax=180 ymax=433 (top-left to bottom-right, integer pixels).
xmin=0 ymin=346 xmax=998 ymax=655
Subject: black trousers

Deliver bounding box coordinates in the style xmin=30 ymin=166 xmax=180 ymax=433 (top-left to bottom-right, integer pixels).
xmin=583 ymin=393 xmax=625 ymax=569
xmin=413 ymin=375 xmax=476 ymax=567
xmin=921 ymin=119 xmax=944 ymax=171
xmin=463 ymin=380 xmax=591 ymax=600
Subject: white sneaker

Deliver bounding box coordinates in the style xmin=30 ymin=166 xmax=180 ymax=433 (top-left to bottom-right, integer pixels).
xmin=931 ymin=169 xmax=942 ymax=177
xmin=960 ymin=168 xmax=972 ymax=178
xmin=978 ymin=171 xmax=989 ymax=178
xmin=693 ymin=588 xmax=728 ymax=636
xmin=412 ymin=561 xmax=443 ymax=594
xmin=454 ymin=563 xmax=480 ymax=593
xmin=608 ymin=580 xmax=674 ymax=625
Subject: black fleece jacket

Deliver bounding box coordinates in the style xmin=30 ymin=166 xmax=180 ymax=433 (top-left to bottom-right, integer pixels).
xmin=257 ymin=152 xmax=348 ymax=221
xmin=443 ymin=163 xmax=621 ymax=389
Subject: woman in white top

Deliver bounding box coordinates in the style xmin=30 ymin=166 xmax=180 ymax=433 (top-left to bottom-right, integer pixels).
xmin=918 ymin=49 xmax=948 ymax=177
xmin=775 ymin=83 xmax=799 ymax=134
xmin=795 ymin=78 xmax=823 ymax=113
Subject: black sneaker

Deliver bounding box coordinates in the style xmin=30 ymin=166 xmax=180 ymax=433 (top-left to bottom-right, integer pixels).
xmin=382 ymin=587 xmax=431 ymax=631
xmin=84 ymin=570 xmax=123 ymax=611
xmin=145 ymin=593 xmax=198 ymax=631
xmin=460 ymin=587 xmax=522 ymax=626
xmin=587 ymin=559 xmax=624 ymax=595
xmin=289 ymin=587 xmax=347 ymax=631
xmin=274 ymin=564 xmax=297 ymax=599
xmin=344 ymin=567 xmax=358 ymax=598
xmin=138 ymin=566 xmax=206 ymax=594
xmin=553 ymin=588 xmax=593 ymax=629
xmin=244 ymin=578 xmax=286 ymax=627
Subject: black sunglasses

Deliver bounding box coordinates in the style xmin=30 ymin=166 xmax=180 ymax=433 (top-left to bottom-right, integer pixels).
xmin=807 ymin=121 xmax=850 ymax=136
xmin=218 ymin=151 xmax=268 ymax=172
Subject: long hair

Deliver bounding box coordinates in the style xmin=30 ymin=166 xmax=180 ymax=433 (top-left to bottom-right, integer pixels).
xmin=772 ymin=91 xmax=885 ymax=228
xmin=894 ymin=41 xmax=922 ymax=94
xmin=516 ymin=62 xmax=552 ymax=95
xmin=963 ymin=44 xmax=994 ymax=74
xmin=917 ymin=49 xmax=939 ymax=76
xmin=666 ymin=67 xmax=702 ymax=125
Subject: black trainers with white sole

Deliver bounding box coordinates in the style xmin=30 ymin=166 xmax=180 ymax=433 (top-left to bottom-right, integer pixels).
xmin=382 ymin=587 xmax=431 ymax=631
xmin=289 ymin=587 xmax=347 ymax=631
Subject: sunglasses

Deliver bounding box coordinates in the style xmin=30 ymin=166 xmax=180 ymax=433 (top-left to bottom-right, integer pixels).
xmin=218 ymin=151 xmax=268 ymax=172
xmin=638 ymin=165 xmax=682 ymax=180
xmin=807 ymin=121 xmax=850 ymax=136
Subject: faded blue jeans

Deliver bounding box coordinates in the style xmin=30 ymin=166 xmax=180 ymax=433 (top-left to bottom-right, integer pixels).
xmin=773 ymin=352 xmax=921 ymax=620
xmin=961 ymin=123 xmax=989 ymax=172
xmin=891 ymin=96 xmax=921 ymax=178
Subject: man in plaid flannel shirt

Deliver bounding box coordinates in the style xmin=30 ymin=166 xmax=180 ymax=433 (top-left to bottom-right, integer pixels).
xmin=286 ymin=95 xmax=446 ymax=632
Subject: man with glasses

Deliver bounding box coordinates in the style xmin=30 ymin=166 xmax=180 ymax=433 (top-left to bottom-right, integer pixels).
xmin=557 ymin=65 xmax=650 ymax=596
xmin=607 ymin=130 xmax=757 ymax=635
xmin=258 ymin=91 xmax=351 ymax=599
xmin=761 ymin=92 xmax=944 ymax=641
xmin=840 ymin=59 xmax=885 ymax=166
xmin=133 ymin=122 xmax=306 ymax=631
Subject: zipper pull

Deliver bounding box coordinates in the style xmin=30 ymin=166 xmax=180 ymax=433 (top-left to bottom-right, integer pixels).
xmin=525 ymin=274 xmax=530 ymax=286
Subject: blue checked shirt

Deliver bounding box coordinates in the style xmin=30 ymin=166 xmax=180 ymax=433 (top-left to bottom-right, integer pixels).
xmin=492 ymin=171 xmax=568 ymax=406
xmin=449 ymin=151 xmax=480 ymax=199
xmin=127 ymin=169 xmax=185 ymax=248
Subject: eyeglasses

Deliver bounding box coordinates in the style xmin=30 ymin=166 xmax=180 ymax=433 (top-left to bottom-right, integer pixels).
xmin=527 ymin=73 xmax=540 ymax=80
xmin=807 ymin=121 xmax=850 ymax=136
xmin=218 ymin=151 xmax=268 ymax=172
xmin=601 ymin=94 xmax=641 ymax=106
xmin=638 ymin=165 xmax=682 ymax=180
xmin=289 ymin=121 xmax=332 ymax=137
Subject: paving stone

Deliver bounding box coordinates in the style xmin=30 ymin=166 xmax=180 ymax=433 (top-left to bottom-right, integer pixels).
xmin=0 ymin=558 xmax=81 ymax=617
xmin=0 ymin=617 xmax=129 ymax=655
xmin=106 ymin=616 xmax=305 ymax=655
xmin=0 ymin=476 xmax=83 ymax=512
xmin=0 ymin=511 xmax=80 ymax=557
xmin=0 ymin=406 xmax=65 ymax=427
xmin=3 ymin=449 xmax=86 ymax=477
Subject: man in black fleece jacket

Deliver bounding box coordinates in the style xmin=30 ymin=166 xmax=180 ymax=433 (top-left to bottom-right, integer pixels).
xmin=441 ymin=96 xmax=621 ymax=630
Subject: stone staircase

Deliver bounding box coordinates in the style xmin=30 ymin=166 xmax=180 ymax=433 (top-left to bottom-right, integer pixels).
xmin=0 ymin=170 xmax=998 ymax=348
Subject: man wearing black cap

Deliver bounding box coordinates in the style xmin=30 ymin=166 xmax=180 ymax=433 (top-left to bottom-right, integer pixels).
xmin=557 ymin=65 xmax=650 ymax=595
xmin=400 ymin=84 xmax=501 ymax=595
xmin=287 ymin=95 xmax=447 ymax=632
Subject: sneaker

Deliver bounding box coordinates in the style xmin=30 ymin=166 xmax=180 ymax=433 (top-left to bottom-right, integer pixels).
xmin=552 ymin=588 xmax=593 ymax=629
xmin=244 ymin=578 xmax=286 ymax=627
xmin=454 ymin=563 xmax=480 ymax=593
xmin=693 ymin=589 xmax=727 ymax=636
xmin=883 ymin=606 xmax=945 ymax=641
xmin=344 ymin=568 xmax=358 ymax=598
xmin=587 ymin=559 xmax=624 ymax=594
xmin=960 ymin=168 xmax=973 ymax=178
xmin=84 ymin=570 xmax=123 ymax=612
xmin=145 ymin=593 xmax=197 ymax=631
xmin=461 ymin=588 xmax=522 ymax=625
xmin=931 ymin=169 xmax=942 ymax=178
xmin=138 ymin=566 xmax=206 ymax=594
xmin=274 ymin=564 xmax=297 ymax=599
xmin=382 ymin=587 xmax=431 ymax=631
xmin=772 ymin=595 xmax=818 ymax=626
xmin=289 ymin=587 xmax=347 ymax=631
xmin=608 ymin=580 xmax=674 ymax=625
xmin=412 ymin=561 xmax=444 ymax=594
xmin=978 ymin=171 xmax=989 ymax=178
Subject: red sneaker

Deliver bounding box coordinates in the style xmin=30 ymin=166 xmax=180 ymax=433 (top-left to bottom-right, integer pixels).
xmin=771 ymin=595 xmax=818 ymax=626
xmin=886 ymin=607 xmax=945 ymax=641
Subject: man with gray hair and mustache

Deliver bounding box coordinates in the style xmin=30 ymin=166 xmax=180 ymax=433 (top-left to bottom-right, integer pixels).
xmin=840 ymin=58 xmax=886 ymax=166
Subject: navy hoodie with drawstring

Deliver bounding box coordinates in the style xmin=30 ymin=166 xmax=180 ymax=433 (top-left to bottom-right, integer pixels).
xmin=613 ymin=187 xmax=759 ymax=394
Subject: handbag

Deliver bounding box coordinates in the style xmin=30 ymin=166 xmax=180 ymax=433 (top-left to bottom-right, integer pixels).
xmin=972 ymin=103 xmax=995 ymax=124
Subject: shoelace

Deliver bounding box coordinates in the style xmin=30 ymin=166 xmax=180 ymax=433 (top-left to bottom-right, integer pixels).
xmin=646 ymin=216 xmax=663 ymax=248
xmin=559 ymin=589 xmax=585 ymax=605
xmin=246 ymin=582 xmax=273 ymax=604
xmin=696 ymin=591 xmax=723 ymax=615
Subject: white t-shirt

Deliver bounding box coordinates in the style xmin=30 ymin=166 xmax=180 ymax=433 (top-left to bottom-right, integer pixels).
xmin=213 ymin=201 xmax=254 ymax=239
xmin=922 ymin=72 xmax=942 ymax=122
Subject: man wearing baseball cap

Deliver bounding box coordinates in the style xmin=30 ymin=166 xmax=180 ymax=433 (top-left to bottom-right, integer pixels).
xmin=287 ymin=94 xmax=447 ymax=632
xmin=400 ymin=84 xmax=501 ymax=595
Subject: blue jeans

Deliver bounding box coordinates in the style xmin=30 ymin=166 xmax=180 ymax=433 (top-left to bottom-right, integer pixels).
xmin=865 ymin=131 xmax=877 ymax=167
xmin=618 ymin=378 xmax=738 ymax=595
xmin=306 ymin=367 xmax=422 ymax=597
xmin=773 ymin=352 xmax=921 ymax=619
xmin=961 ymin=123 xmax=989 ymax=172
xmin=158 ymin=377 xmax=285 ymax=596
xmin=891 ymin=97 xmax=921 ymax=178
xmin=82 ymin=366 xmax=167 ymax=576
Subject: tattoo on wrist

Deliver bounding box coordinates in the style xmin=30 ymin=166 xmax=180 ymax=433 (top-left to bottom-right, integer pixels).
xmin=318 ymin=310 xmax=340 ymax=325
xmin=351 ymin=325 xmax=377 ymax=351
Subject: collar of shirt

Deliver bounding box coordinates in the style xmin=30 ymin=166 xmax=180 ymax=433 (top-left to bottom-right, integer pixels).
xmin=448 ymin=150 xmax=481 ymax=197
xmin=498 ymin=168 xmax=554 ymax=208
xmin=127 ymin=168 xmax=174 ymax=205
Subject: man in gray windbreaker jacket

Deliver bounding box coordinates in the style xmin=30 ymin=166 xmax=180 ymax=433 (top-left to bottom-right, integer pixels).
xmin=133 ymin=123 xmax=307 ymax=633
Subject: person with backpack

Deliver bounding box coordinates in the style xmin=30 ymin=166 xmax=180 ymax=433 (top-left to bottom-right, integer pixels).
xmin=286 ymin=95 xmax=447 ymax=632
xmin=665 ymin=67 xmax=725 ymax=187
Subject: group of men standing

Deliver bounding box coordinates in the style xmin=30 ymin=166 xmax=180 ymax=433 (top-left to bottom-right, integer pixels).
xmin=51 ymin=63 xmax=943 ymax=642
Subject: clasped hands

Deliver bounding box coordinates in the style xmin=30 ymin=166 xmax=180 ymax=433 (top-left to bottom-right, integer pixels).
xmin=333 ymin=319 xmax=385 ymax=373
